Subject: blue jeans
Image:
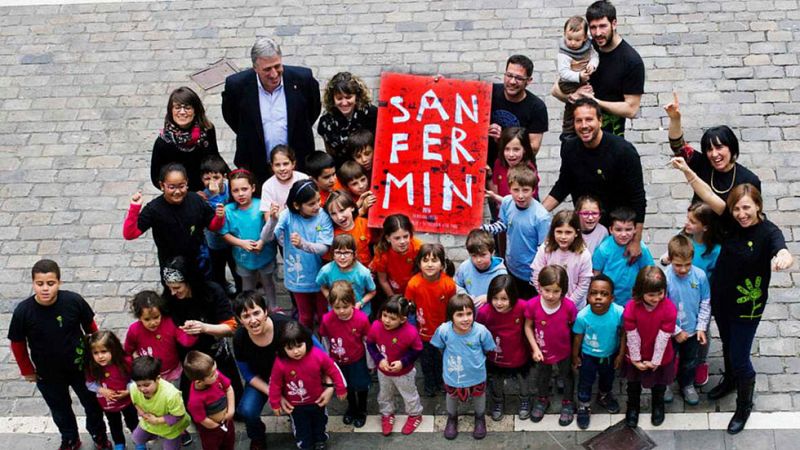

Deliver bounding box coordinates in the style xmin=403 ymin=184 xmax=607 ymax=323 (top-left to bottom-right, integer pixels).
xmin=716 ymin=316 xmax=759 ymax=380
xmin=577 ymin=353 xmax=617 ymax=403
xmin=37 ymin=370 xmax=107 ymax=443
xmin=238 ymin=385 xmax=268 ymax=440
xmin=675 ymin=335 xmax=701 ymax=388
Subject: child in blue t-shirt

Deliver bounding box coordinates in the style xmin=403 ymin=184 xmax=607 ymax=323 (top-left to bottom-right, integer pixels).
xmin=592 ymin=207 xmax=654 ymax=305
xmin=664 ymin=235 xmax=710 ymax=405
xmin=220 ymin=169 xmax=278 ymax=308
xmin=454 ymin=229 xmax=507 ymax=308
xmin=572 ymin=274 xmax=625 ymax=430
xmin=200 ymin=155 xmax=240 ymax=295
xmin=316 ymin=234 xmax=377 ymax=317
xmin=264 ymin=179 xmax=334 ymax=330
xmin=482 ymin=166 xmax=551 ymax=300
xmin=431 ymin=294 xmax=496 ymax=441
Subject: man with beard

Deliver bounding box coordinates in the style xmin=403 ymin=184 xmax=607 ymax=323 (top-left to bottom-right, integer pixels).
xmin=552 ymin=1 xmax=644 ymax=137
xmin=542 ymin=98 xmax=646 ymax=262
xmin=488 ymin=54 xmax=548 ymax=166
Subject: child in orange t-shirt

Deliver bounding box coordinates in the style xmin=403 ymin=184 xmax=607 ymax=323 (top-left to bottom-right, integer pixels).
xmin=405 ymin=243 xmax=456 ymax=397
xmin=370 ymin=214 xmax=423 ymax=297
xmin=325 ymin=190 xmax=376 ymax=266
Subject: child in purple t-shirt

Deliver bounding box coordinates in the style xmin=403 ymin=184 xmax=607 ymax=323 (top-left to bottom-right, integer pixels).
xmin=524 ymin=265 xmax=577 ymax=426
xmin=319 ymin=281 xmax=371 ymax=428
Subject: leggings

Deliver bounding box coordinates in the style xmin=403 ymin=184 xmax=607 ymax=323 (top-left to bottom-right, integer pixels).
xmin=131 ymin=426 xmax=181 ymax=450
xmin=105 ymin=404 xmax=139 ymax=445
xmin=293 ymin=291 xmax=328 ymax=330
xmin=237 ymin=261 xmax=277 ymax=309
xmin=445 ymin=385 xmax=486 ymax=417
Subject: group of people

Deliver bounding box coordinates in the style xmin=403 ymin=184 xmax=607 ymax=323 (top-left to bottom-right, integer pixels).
xmin=8 ymin=1 xmax=795 ymax=450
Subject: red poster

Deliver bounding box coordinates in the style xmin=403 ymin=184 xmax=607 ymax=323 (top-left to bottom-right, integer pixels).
xmin=368 ymin=73 xmax=492 ymax=235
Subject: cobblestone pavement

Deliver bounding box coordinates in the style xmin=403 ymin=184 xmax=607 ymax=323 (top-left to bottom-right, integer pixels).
xmin=0 ymin=0 xmax=798 ymax=428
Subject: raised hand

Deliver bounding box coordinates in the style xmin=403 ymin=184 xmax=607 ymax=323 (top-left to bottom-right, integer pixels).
xmin=130 ymin=190 xmax=143 ymax=205
xmin=664 ymin=91 xmax=680 ymax=119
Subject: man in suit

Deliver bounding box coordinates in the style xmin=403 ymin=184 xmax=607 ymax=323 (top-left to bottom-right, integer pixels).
xmin=222 ymin=37 xmax=321 ymax=186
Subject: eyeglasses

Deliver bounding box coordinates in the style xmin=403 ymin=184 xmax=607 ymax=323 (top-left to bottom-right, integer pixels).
xmin=333 ymin=250 xmax=354 ymax=257
xmin=504 ymin=72 xmax=530 ymax=82
xmin=164 ymin=183 xmax=188 ymax=191
xmin=172 ymin=104 xmax=194 ymax=112
xmin=577 ymin=211 xmax=601 ymax=218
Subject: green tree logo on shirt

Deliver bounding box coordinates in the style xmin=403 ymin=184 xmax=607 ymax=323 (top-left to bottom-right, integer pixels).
xmin=56 ymin=315 xmax=63 ymax=328
xmin=736 ymin=276 xmax=763 ymax=319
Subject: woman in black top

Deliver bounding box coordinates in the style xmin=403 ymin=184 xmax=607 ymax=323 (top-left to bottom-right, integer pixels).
xmin=671 ymin=166 xmax=793 ymax=434
xmin=151 ymin=86 xmax=221 ymax=192
xmin=232 ymin=291 xmax=333 ymax=450
xmin=160 ymin=256 xmax=243 ymax=406
xmin=317 ymin=72 xmax=377 ymax=168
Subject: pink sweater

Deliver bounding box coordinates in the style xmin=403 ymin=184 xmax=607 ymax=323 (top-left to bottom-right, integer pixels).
xmin=530 ymin=244 xmax=593 ymax=309
xmin=268 ymin=347 xmax=347 ymax=409
xmin=124 ymin=317 xmax=198 ymax=379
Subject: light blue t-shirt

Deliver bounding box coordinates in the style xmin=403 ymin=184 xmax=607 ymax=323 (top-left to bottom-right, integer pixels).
xmin=315 ymin=261 xmax=377 ymax=317
xmin=430 ymin=321 xmax=495 ymax=388
xmin=274 ymin=209 xmax=334 ymax=293
xmin=665 ymin=265 xmax=710 ymax=334
xmin=454 ymin=256 xmax=507 ymax=301
xmin=692 ymin=239 xmax=720 ymax=281
xmin=220 ymin=198 xmax=277 ymax=270
xmin=572 ymin=303 xmax=624 ymax=358
xmin=499 ymin=196 xmax=551 ymax=281
xmin=592 ymin=236 xmax=654 ymax=306
xmin=203 ymin=183 xmax=229 ymax=250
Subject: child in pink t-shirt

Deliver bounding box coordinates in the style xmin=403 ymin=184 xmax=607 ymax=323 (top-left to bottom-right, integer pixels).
xmin=622 ymin=266 xmax=677 ymax=429
xmin=124 ymin=291 xmax=198 ymax=384
xmin=269 ymin=322 xmax=347 ymax=450
xmin=476 ymin=274 xmax=531 ymax=421
xmin=184 ymin=351 xmax=235 ymax=450
xmin=524 ymin=265 xmax=578 ymax=426
xmin=319 ymin=281 xmax=371 ymax=428
xmin=366 ymin=296 xmax=424 ymax=437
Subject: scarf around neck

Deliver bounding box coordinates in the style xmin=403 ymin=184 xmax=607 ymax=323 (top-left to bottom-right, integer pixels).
xmin=160 ymin=121 xmax=207 ymax=152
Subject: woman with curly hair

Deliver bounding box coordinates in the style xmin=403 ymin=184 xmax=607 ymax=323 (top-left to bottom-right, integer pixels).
xmin=317 ymin=72 xmax=377 ymax=168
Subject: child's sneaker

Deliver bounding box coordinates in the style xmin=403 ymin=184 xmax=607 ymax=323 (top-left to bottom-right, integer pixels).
xmin=531 ymin=396 xmax=549 ymax=423
xmin=559 ymin=400 xmax=575 ymax=426
xmin=114 ymin=444 xmax=125 ymax=450
xmin=180 ymin=431 xmax=193 ymax=446
xmin=59 ymin=439 xmax=82 ymax=450
xmin=401 ymin=415 xmax=423 ymax=435
xmin=491 ymin=401 xmax=504 ymax=421
xmin=682 ymin=385 xmax=700 ymax=405
xmin=353 ymin=414 xmax=367 ymax=428
xmin=518 ymin=398 xmax=531 ymax=421
xmin=576 ymin=403 xmax=591 ymax=430
xmin=597 ymin=392 xmax=620 ymax=414
xmin=381 ymin=414 xmax=395 ymax=436
xmin=694 ymin=363 xmax=709 ymax=387
xmin=664 ymin=385 xmax=674 ymax=403
xmin=93 ymin=435 xmax=112 ymax=450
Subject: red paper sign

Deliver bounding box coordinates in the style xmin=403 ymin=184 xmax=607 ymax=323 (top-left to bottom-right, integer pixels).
xmin=368 ymin=73 xmax=491 ymax=235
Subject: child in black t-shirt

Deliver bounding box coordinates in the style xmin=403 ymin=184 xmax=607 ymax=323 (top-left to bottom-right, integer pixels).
xmin=7 ymin=259 xmax=111 ymax=450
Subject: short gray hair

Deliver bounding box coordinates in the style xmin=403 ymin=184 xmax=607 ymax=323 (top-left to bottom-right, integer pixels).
xmin=251 ymin=37 xmax=282 ymax=64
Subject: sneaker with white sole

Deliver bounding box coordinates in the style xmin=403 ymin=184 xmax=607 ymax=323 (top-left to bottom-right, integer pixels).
xmin=518 ymin=398 xmax=531 ymax=421
xmin=491 ymin=401 xmax=504 ymax=421
xmin=682 ymin=385 xmax=700 ymax=405
xmin=664 ymin=385 xmax=674 ymax=403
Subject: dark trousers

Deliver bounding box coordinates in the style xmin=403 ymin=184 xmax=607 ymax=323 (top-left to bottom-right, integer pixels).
xmin=716 ymin=315 xmax=759 ymax=380
xmin=511 ymin=274 xmax=537 ymax=300
xmin=577 ymin=353 xmax=617 ymax=403
xmin=209 ymin=247 xmax=241 ymax=293
xmin=675 ymin=335 xmax=701 ymax=388
xmin=105 ymin=403 xmax=139 ymax=445
xmin=421 ymin=341 xmax=444 ymax=392
xmin=238 ymin=385 xmax=268 ymax=440
xmin=534 ymin=357 xmax=574 ymax=401
xmin=37 ymin=371 xmax=107 ymax=443
xmin=197 ymin=419 xmax=236 ymax=450
xmin=290 ymin=404 xmax=328 ymax=450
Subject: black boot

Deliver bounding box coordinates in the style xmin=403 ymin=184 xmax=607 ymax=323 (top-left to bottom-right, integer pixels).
xmin=709 ymin=356 xmax=736 ymax=400
xmin=625 ymin=381 xmax=641 ymax=428
xmin=727 ymin=377 xmax=755 ymax=434
xmin=651 ymin=385 xmax=666 ymax=426
xmin=353 ymin=390 xmax=368 ymax=428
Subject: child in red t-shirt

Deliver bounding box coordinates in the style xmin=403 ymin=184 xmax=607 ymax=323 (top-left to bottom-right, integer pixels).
xmin=184 ymin=351 xmax=235 ymax=450
xmin=319 ymin=281 xmax=371 ymax=428
xmin=622 ymin=266 xmax=677 ymax=429
xmin=524 ymin=265 xmax=578 ymax=426
xmin=405 ymin=243 xmax=456 ymax=397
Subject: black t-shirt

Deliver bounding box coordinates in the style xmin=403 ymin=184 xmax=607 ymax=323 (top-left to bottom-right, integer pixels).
xmin=233 ymin=312 xmax=292 ymax=382
xmin=590 ymin=39 xmax=644 ymax=137
xmin=166 ymin=281 xmax=233 ymax=355
xmin=689 ymin=156 xmax=761 ymax=208
xmin=489 ymin=83 xmax=548 ymax=164
xmin=8 ymin=290 xmax=95 ymax=381
xmin=138 ymin=192 xmax=214 ymax=267
xmin=711 ymin=217 xmax=786 ymax=322
xmin=548 ymin=132 xmax=646 ymax=226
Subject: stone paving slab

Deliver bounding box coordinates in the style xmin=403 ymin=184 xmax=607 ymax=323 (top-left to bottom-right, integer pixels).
xmin=0 ymin=0 xmax=798 ymax=423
